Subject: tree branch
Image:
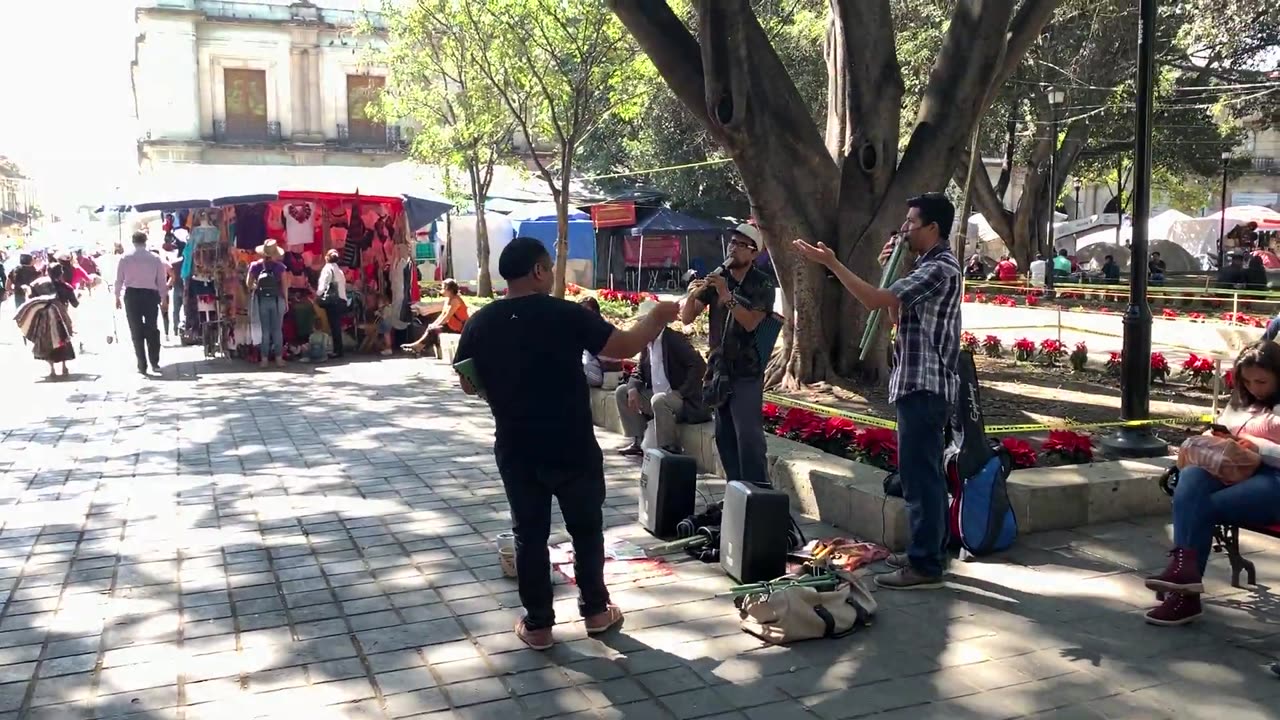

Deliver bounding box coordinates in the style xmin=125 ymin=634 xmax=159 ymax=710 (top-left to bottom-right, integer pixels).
xmin=607 ymin=0 xmax=712 ymax=137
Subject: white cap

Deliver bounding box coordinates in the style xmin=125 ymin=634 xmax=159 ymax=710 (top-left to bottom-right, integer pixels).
xmin=734 ymin=223 xmax=762 ymax=248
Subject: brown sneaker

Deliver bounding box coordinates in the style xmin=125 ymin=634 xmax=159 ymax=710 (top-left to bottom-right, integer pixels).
xmin=874 ymin=566 xmax=943 ymax=590
xmin=885 ymin=552 xmax=909 ymax=569
xmin=1144 ymin=547 xmax=1204 ymax=594
xmin=584 ymin=605 xmax=624 ymax=635
xmin=515 ymin=618 xmax=554 ymax=650
xmin=1144 ymin=592 xmax=1202 ymax=626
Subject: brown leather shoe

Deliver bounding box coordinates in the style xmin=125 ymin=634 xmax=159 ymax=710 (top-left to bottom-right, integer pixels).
xmin=584 ymin=605 xmax=624 ymax=635
xmin=1145 ymin=547 xmax=1204 ymax=594
xmin=515 ymin=618 xmax=554 ymax=650
xmin=1144 ymin=592 xmax=1202 ymax=626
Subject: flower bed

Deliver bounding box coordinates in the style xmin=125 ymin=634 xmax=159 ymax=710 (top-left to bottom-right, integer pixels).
xmin=964 ymin=284 xmax=1275 ymax=328
xmin=761 ymin=403 xmax=1095 ymax=471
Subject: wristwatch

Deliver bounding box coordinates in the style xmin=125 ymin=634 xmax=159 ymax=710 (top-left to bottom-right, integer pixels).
xmin=725 ymin=296 xmax=739 ymax=310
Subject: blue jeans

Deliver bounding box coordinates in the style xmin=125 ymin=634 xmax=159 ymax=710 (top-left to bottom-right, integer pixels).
xmin=714 ymin=376 xmax=769 ymax=487
xmin=1173 ymin=465 xmax=1280 ymax=575
xmin=258 ymin=296 xmax=285 ymax=359
xmin=1265 ymin=317 xmax=1280 ymax=342
xmin=895 ymin=390 xmax=950 ymax=577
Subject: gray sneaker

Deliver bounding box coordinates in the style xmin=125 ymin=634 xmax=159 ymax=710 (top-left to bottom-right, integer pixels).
xmin=874 ymin=566 xmax=944 ymax=590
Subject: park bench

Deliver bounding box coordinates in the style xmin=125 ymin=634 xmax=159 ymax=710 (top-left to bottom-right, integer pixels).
xmin=1160 ymin=466 xmax=1280 ymax=587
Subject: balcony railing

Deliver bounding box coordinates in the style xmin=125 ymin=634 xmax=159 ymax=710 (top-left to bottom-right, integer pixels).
xmin=210 ymin=119 xmax=282 ymax=144
xmin=1251 ymin=157 xmax=1278 ymax=174
xmin=337 ymin=124 xmax=405 ymax=150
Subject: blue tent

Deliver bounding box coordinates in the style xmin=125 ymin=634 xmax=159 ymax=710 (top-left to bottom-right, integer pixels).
xmin=628 ymin=206 xmax=732 ymax=236
xmin=509 ymin=203 xmax=595 ymax=260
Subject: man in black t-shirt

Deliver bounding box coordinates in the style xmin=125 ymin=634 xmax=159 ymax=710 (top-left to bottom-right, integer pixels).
xmin=455 ymin=237 xmax=679 ymax=651
xmin=680 ymin=227 xmax=776 ymax=487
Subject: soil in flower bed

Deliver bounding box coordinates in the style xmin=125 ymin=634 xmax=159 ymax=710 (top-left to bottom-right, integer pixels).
xmin=773 ymin=355 xmax=1213 ymax=464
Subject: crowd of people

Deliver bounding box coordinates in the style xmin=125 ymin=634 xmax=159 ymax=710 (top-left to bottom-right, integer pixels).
xmin=2 ymin=246 xmax=105 ymax=379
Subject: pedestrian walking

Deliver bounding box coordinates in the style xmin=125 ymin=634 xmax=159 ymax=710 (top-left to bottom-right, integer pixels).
xmin=114 ymin=231 xmax=168 ymax=376
xmin=792 ymin=192 xmax=962 ymax=590
xmin=19 ymin=263 xmax=79 ymax=379
xmin=247 ymin=240 xmax=288 ymax=368
xmin=454 ymin=237 xmax=679 ymax=650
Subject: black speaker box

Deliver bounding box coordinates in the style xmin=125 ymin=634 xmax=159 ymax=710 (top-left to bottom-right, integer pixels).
xmin=638 ymin=448 xmax=697 ymax=538
xmin=719 ymin=481 xmax=790 ymax=583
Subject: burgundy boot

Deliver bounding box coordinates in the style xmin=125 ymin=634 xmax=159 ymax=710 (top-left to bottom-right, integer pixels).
xmin=1144 ymin=547 xmax=1204 ymax=594
xmin=1144 ymin=592 xmax=1203 ymax=626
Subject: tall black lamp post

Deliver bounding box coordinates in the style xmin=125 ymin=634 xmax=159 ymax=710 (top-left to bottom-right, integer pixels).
xmin=1100 ymin=0 xmax=1166 ymax=458
xmin=1218 ymin=151 xmax=1231 ymax=269
xmin=1073 ymin=177 xmax=1083 ymax=219
xmin=1046 ymin=86 xmax=1065 ymax=292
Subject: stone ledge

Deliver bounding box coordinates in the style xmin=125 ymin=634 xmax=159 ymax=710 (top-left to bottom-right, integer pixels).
xmin=588 ymin=388 xmax=1175 ymax=550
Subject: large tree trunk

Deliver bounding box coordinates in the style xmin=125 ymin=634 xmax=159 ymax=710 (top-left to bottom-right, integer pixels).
xmin=611 ymin=0 xmax=1058 ymax=389
xmin=469 ymin=160 xmax=493 ymax=297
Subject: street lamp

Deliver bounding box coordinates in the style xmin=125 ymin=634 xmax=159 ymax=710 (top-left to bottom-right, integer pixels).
xmin=1100 ymin=0 xmax=1165 ymax=459
xmin=1073 ymin=177 xmax=1083 ymax=219
xmin=1219 ymin=151 xmax=1231 ymax=269
xmin=1046 ymin=86 xmax=1065 ymax=293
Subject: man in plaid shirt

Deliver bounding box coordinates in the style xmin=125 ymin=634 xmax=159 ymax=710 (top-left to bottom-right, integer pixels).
xmin=792 ymin=193 xmax=961 ymax=589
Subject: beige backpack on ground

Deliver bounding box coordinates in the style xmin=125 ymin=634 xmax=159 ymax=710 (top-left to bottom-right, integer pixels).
xmin=738 ymin=577 xmax=877 ymax=645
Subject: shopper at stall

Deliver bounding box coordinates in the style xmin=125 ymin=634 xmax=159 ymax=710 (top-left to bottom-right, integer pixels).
xmin=454 ymin=236 xmax=679 ymax=650
xmin=315 ymin=249 xmax=348 ymax=359
xmin=115 ymin=231 xmax=168 ymax=375
xmin=248 ymin=240 xmax=288 ymax=368
xmin=401 ymin=278 xmax=469 ymax=359
xmin=792 ymin=192 xmax=962 ymax=590
xmin=20 ymin=263 xmax=79 ymax=379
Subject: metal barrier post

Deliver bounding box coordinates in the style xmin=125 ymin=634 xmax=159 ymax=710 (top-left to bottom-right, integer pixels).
xmin=1212 ymin=358 xmax=1221 ymax=416
xmin=1232 ymin=292 xmax=1239 ymax=322
xmin=1057 ymin=308 xmax=1062 ymax=343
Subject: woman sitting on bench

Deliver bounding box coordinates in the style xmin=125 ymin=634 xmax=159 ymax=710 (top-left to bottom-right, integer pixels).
xmin=1146 ymin=340 xmax=1280 ymax=626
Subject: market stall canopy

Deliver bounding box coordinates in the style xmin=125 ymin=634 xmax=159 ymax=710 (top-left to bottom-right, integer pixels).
xmin=1167 ymin=205 xmax=1280 ymax=261
xmin=627 ymin=206 xmax=733 ymax=236
xmin=110 ymin=164 xmax=453 ymax=229
xmin=1202 ymin=205 xmax=1280 ymax=231
xmin=1075 ymin=209 xmax=1189 ymax=250
xmin=509 ymin=202 xmax=594 ymax=260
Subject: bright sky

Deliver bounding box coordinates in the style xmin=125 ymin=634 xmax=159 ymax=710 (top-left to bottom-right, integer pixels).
xmin=0 ymin=1 xmax=138 ymax=213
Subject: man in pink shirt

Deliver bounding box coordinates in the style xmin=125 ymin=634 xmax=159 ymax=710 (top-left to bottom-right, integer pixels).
xmin=114 ymin=232 xmax=169 ymax=375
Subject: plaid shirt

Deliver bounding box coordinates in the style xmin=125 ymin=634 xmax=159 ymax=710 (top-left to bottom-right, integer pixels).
xmin=887 ymin=244 xmax=962 ymax=404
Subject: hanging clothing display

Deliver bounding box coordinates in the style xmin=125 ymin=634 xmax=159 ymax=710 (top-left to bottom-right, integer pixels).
xmin=234 ymin=204 xmax=269 ymax=250
xmin=284 ymin=202 xmax=315 ymax=248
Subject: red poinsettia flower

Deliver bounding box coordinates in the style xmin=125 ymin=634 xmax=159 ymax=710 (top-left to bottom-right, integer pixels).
xmin=778 ymin=408 xmax=822 ymax=437
xmin=1042 ymin=430 xmax=1093 ymax=464
xmin=822 ymin=416 xmax=858 ymax=441
xmin=974 ymin=292 xmax=987 ymax=303
xmin=963 ymin=293 xmax=974 ymax=303
xmin=1025 ymin=295 xmax=1040 ymax=307
xmin=1150 ymin=352 xmax=1169 ymax=372
xmin=1012 ymin=338 xmax=1037 ymax=353
xmin=982 ymin=335 xmax=1002 ymax=348
xmin=762 ymin=403 xmax=784 ymax=422
xmin=1161 ymin=308 xmax=1179 ymax=318
xmin=1187 ymin=312 xmax=1205 ymax=321
xmin=1001 ymin=437 xmax=1037 ymax=468
xmin=854 ymin=427 xmax=899 ymax=470
xmin=1224 ymin=368 xmax=1235 ymax=390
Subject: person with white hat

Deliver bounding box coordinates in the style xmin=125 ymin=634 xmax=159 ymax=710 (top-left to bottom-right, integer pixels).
xmin=679 ymin=225 xmax=776 ymax=488
xmin=247 ymin=240 xmax=288 ymax=368
xmin=615 ymin=299 xmax=707 ymax=456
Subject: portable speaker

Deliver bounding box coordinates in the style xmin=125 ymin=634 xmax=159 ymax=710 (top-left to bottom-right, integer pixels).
xmin=638 ymin=449 xmax=697 ymax=538
xmin=719 ymin=481 xmax=790 ymax=583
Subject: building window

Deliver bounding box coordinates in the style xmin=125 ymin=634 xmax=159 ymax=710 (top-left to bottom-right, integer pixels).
xmin=224 ymin=68 xmax=268 ymax=141
xmin=347 ymin=75 xmax=386 ymax=145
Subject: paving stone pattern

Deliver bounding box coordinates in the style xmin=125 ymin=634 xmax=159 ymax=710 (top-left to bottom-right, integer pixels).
xmin=0 ymin=352 xmax=1278 ymax=719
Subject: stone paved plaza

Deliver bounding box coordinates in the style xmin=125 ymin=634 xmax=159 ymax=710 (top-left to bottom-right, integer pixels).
xmin=0 ymin=340 xmax=1279 ymax=719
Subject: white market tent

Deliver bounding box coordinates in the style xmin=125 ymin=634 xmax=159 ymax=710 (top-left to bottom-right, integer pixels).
xmin=1166 ymin=205 xmax=1280 ymax=261
xmin=1075 ymin=209 xmax=1190 ymax=250
xmin=448 ymin=213 xmax=515 ymax=292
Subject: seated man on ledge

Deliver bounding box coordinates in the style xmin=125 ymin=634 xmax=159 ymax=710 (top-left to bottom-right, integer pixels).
xmin=615 ymin=300 xmax=708 ymax=456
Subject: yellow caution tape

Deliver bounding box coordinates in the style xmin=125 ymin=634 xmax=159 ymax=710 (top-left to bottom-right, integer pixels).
xmin=763 ymin=392 xmax=1212 ymax=435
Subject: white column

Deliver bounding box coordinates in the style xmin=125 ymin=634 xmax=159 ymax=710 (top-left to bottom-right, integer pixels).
xmin=290 ymin=47 xmax=306 ymax=138
xmin=308 ymin=50 xmax=323 ymax=138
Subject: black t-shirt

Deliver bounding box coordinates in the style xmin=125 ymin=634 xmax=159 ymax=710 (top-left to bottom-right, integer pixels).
xmin=455 ymin=294 xmax=615 ymax=469
xmin=697 ymin=266 xmax=776 ymax=378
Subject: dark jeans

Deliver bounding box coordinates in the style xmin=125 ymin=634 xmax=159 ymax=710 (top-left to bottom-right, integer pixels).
xmin=714 ymin=375 xmax=769 ymax=487
xmin=1173 ymin=465 xmax=1280 ymax=575
xmin=321 ymin=300 xmax=346 ymax=357
xmin=499 ymin=458 xmax=609 ymax=629
xmin=1265 ymin=316 xmax=1280 ymax=342
xmin=123 ymin=288 xmax=161 ymax=371
xmin=895 ymin=390 xmax=950 ymax=577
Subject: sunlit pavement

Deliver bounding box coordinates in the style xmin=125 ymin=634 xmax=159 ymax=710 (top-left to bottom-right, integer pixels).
xmin=1 ymin=343 xmax=1279 ymax=719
